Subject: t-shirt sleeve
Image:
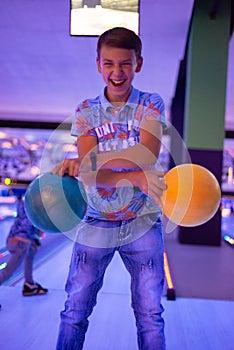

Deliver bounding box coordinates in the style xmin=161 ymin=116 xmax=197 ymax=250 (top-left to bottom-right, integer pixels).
xmin=71 ymin=101 xmax=96 ymax=137
xmin=137 ymin=93 xmax=167 ymax=130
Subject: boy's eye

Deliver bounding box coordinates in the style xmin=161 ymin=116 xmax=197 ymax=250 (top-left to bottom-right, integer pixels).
xmin=103 ymin=62 xmax=131 ymax=67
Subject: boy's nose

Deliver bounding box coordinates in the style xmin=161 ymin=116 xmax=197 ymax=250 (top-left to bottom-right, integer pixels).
xmin=113 ymin=65 xmax=123 ymax=74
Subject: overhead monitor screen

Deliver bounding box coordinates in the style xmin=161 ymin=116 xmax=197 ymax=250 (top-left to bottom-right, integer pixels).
xmin=70 ymin=0 xmax=140 ymax=36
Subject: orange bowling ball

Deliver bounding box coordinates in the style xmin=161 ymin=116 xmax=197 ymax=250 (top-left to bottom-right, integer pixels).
xmin=161 ymin=164 xmax=221 ymax=227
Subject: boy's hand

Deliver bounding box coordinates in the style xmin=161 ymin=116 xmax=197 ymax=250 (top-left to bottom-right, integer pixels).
xmin=52 ymin=158 xmax=81 ymax=177
xmin=138 ymin=170 xmax=167 ymax=207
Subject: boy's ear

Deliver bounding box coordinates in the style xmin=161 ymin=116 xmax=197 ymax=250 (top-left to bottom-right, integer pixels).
xmin=96 ymin=57 xmax=102 ymax=73
xmin=135 ymin=56 xmax=143 ymax=73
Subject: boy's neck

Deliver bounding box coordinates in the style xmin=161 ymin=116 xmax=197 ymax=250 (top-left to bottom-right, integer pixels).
xmin=104 ymin=86 xmax=132 ymax=108
xmin=110 ymin=101 xmax=125 ymax=108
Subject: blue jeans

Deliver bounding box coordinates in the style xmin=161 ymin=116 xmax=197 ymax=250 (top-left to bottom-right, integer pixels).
xmin=56 ymin=214 xmax=165 ymax=350
xmin=0 ymin=237 xmax=35 ymax=285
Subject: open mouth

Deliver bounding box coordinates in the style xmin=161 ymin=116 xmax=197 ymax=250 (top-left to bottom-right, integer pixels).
xmin=110 ymin=79 xmax=126 ymax=87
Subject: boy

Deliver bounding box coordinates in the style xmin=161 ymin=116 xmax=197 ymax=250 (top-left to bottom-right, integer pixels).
xmin=54 ymin=27 xmax=167 ymax=349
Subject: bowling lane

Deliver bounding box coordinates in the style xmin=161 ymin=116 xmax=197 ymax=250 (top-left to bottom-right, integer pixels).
xmin=13 ymin=237 xmax=74 ymax=290
xmin=13 ymin=235 xmax=135 ymax=296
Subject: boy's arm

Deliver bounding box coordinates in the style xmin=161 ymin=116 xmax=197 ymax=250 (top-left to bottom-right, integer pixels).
xmin=52 ymin=119 xmax=162 ymax=176
xmin=64 ymin=120 xmax=165 ymax=204
xmin=80 ymin=119 xmax=162 ymax=171
xmin=80 ymin=168 xmax=165 ymax=207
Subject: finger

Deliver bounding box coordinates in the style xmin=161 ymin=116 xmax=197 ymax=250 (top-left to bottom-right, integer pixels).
xmin=148 ymin=192 xmax=162 ymax=207
xmin=58 ymin=163 xmax=67 ymax=177
xmin=68 ymin=161 xmax=80 ymax=177
xmin=72 ymin=163 xmax=80 ymax=177
xmin=154 ymin=170 xmax=165 ymax=178
xmin=148 ymin=187 xmax=164 ymax=201
xmin=52 ymin=162 xmax=62 ymax=175
xmin=154 ymin=175 xmax=167 ymax=189
xmin=148 ymin=182 xmax=166 ymax=206
xmin=52 ymin=161 xmax=68 ymax=177
xmin=147 ymin=178 xmax=166 ymax=193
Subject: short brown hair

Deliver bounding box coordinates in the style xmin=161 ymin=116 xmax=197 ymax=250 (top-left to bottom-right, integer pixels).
xmin=97 ymin=27 xmax=142 ymax=59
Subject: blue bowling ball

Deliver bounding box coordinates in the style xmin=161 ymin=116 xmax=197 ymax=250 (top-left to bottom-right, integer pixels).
xmin=25 ymin=172 xmax=87 ymax=233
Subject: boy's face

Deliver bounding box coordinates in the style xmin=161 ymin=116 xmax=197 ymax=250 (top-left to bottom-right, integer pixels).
xmin=96 ymin=45 xmax=143 ymax=104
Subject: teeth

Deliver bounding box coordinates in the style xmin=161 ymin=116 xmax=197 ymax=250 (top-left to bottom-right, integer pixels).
xmin=111 ymin=79 xmax=125 ymax=86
